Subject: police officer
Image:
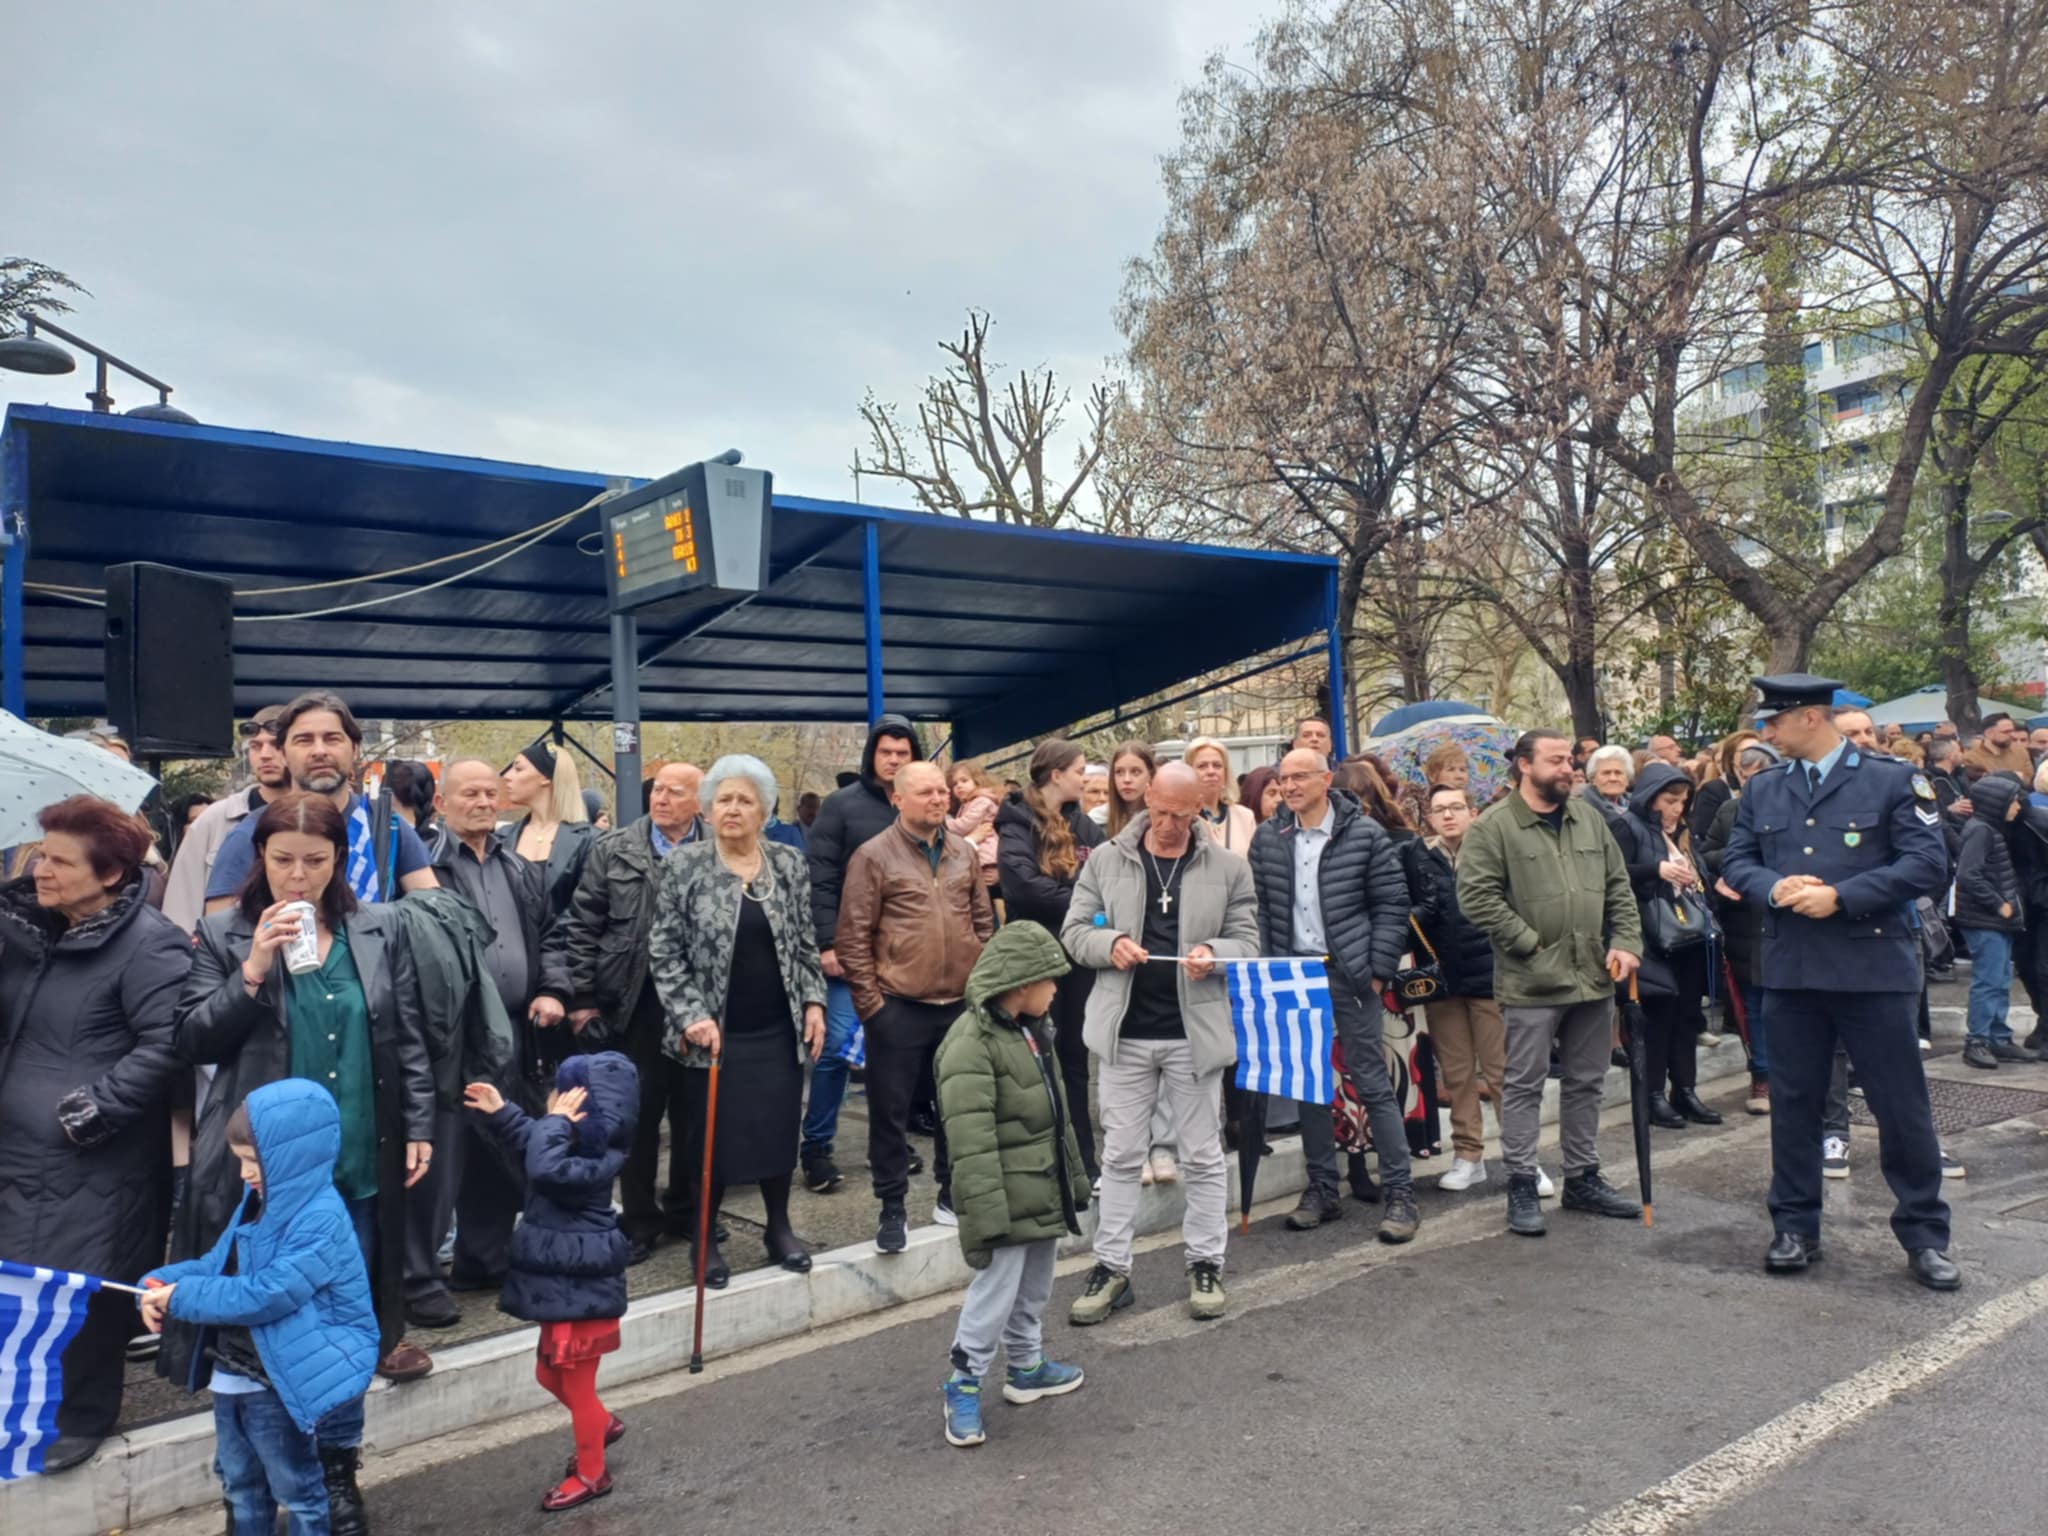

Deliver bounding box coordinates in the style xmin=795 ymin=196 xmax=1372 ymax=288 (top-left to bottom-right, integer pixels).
xmin=1723 ymin=674 xmax=1960 ymax=1291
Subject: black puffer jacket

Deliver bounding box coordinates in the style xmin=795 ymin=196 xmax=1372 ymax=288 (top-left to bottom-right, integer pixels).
xmin=1612 ymin=761 xmax=1707 ymax=1001
xmin=482 ymin=1050 xmax=638 ymax=1323
xmin=1953 ymin=771 xmax=2026 ymax=932
xmin=1401 ymin=838 xmax=1493 ymax=998
xmin=1248 ymin=790 xmax=1409 ymax=992
xmin=808 ymin=714 xmax=925 ymax=949
xmin=995 ymin=793 xmax=1105 ymax=930
xmin=0 ymin=877 xmax=190 ymax=1282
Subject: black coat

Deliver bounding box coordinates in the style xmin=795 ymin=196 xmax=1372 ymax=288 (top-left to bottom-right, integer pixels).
xmin=501 ymin=817 xmax=597 ymax=924
xmin=1613 ymin=762 xmax=1706 ymax=1001
xmin=543 ymin=815 xmax=683 ymax=1042
xmin=1401 ymin=839 xmax=1494 ymax=998
xmin=1249 ymin=791 xmax=1409 ymax=992
xmin=163 ymin=903 xmax=435 ymax=1381
xmin=995 ymin=795 xmax=1105 ymax=930
xmin=1953 ymin=772 xmax=2026 ymax=932
xmin=482 ymin=1050 xmax=638 ymax=1323
xmin=806 ymin=714 xmax=926 ymax=949
xmin=1702 ymin=793 xmax=1764 ymax=987
xmin=1689 ymin=778 xmax=1733 ymax=848
xmin=0 ymin=877 xmax=190 ymax=1281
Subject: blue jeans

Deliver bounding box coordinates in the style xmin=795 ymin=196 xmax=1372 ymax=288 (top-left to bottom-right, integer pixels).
xmin=214 ymin=1388 xmax=329 ymax=1535
xmin=1733 ymin=974 xmax=1769 ymax=1077
xmin=1962 ymin=927 xmax=2015 ymax=1044
xmin=801 ymin=979 xmax=862 ymax=1158
xmin=315 ymin=1195 xmax=377 ymax=1451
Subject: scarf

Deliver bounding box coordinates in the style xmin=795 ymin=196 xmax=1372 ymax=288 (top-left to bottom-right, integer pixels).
xmin=345 ymin=796 xmax=381 ymax=902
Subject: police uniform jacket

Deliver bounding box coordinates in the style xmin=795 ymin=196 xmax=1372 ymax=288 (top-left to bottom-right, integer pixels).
xmin=1721 ymin=749 xmax=1947 ymax=993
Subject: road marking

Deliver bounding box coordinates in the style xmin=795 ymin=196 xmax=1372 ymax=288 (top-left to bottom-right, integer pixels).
xmin=1570 ymin=1269 xmax=2048 ymax=1536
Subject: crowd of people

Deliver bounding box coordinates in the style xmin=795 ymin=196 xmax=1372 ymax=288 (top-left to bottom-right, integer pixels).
xmin=2 ymin=685 xmax=2044 ymax=1516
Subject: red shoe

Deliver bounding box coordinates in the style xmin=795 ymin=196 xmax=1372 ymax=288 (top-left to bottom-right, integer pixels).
xmin=563 ymin=1417 xmax=627 ymax=1476
xmin=541 ymin=1471 xmax=613 ymax=1512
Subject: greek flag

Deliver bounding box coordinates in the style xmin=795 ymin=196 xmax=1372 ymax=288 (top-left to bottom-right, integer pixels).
xmin=0 ymin=1260 xmax=105 ymax=1480
xmin=1229 ymin=958 xmax=1335 ymax=1105
xmin=843 ymin=1023 xmax=866 ymax=1070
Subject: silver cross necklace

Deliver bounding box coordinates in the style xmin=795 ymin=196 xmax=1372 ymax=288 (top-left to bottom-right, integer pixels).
xmin=1144 ymin=843 xmax=1188 ymax=915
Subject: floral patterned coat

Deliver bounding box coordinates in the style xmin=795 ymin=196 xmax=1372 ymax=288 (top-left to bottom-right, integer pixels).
xmin=647 ymin=840 xmax=828 ymax=1068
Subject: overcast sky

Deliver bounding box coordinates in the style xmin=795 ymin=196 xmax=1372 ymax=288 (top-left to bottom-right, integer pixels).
xmin=8 ymin=1 xmax=1261 ymax=500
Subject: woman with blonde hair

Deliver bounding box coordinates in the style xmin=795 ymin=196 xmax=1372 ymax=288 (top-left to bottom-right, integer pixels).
xmin=502 ymin=739 xmax=597 ymax=919
xmin=1183 ymin=737 xmax=1256 ymax=854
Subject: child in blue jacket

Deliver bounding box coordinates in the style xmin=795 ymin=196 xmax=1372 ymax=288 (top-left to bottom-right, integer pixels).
xmin=142 ymin=1079 xmax=377 ymax=1536
xmin=465 ymin=1050 xmax=638 ymax=1513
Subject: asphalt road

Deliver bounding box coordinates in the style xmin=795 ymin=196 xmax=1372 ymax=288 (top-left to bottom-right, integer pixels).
xmin=346 ymin=1051 xmax=2048 ymax=1536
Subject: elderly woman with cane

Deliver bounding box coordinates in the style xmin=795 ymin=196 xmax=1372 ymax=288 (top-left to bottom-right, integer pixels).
xmin=648 ymin=755 xmax=827 ymax=1290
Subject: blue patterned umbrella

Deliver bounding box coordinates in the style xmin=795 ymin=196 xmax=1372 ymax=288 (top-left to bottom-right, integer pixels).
xmin=1369 ymin=714 xmax=1516 ymax=805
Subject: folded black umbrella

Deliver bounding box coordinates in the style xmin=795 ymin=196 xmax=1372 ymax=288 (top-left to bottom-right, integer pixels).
xmin=1618 ymin=971 xmax=1654 ymax=1227
xmin=1236 ymin=1089 xmax=1268 ymax=1234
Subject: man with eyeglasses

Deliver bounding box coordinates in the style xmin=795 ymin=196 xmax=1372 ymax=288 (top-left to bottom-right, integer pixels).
xmin=163 ymin=705 xmax=291 ymax=934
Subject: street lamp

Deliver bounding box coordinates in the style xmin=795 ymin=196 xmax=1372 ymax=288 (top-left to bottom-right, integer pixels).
xmin=0 ymin=314 xmax=197 ymax=423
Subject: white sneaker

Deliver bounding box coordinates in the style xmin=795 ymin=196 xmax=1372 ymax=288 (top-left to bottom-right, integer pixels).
xmin=1822 ymin=1137 xmax=1850 ymax=1179
xmin=1149 ymin=1149 xmax=1179 ymax=1185
xmin=1534 ymin=1166 xmax=1556 ymax=1199
xmin=1697 ymin=1030 xmax=1725 ymax=1047
xmin=933 ymin=1195 xmax=959 ymax=1227
xmin=1438 ymin=1157 xmax=1488 ymax=1192
xmin=1940 ymin=1146 xmax=1966 ymax=1180
xmin=1918 ymin=1037 xmax=1933 ymax=1053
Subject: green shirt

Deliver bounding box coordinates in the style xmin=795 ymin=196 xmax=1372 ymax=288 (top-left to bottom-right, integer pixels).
xmin=285 ymin=928 xmax=379 ymax=1201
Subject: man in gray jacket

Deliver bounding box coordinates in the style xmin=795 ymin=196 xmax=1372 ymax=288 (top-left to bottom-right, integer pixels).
xmin=1062 ymin=763 xmax=1259 ymax=1324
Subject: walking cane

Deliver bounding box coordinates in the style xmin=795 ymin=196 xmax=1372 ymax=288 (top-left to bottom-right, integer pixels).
xmin=688 ymin=1049 xmax=722 ymax=1375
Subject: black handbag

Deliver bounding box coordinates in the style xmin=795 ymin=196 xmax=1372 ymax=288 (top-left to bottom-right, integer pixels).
xmin=1645 ymin=884 xmax=1718 ymax=953
xmin=1393 ymin=915 xmax=1447 ymax=1004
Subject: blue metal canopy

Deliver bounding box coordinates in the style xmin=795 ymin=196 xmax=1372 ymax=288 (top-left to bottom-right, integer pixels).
xmin=0 ymin=405 xmax=1343 ymax=758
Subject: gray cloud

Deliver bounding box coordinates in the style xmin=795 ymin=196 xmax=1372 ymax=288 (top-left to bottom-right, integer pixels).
xmin=8 ymin=1 xmax=1260 ymax=495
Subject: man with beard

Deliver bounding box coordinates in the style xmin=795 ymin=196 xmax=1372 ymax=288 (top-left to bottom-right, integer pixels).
xmin=202 ymin=692 xmax=439 ymax=913
xmin=163 ymin=704 xmax=291 ymax=933
xmin=1457 ymin=729 xmax=1645 ymax=1237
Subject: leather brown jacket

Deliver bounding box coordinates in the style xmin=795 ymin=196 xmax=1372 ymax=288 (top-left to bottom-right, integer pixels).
xmin=834 ymin=821 xmax=995 ymax=1019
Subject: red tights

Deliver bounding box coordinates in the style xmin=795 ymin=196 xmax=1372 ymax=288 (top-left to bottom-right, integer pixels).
xmin=536 ymin=1356 xmax=609 ymax=1484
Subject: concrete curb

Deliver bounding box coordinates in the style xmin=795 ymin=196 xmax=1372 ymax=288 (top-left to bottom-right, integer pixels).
xmin=0 ymin=1032 xmax=1790 ymax=1534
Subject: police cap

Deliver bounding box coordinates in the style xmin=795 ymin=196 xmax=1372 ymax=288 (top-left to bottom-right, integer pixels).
xmin=1751 ymin=673 xmax=1843 ymax=721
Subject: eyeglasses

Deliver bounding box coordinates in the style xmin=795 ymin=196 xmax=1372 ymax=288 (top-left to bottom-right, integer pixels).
xmin=238 ymin=720 xmax=281 ymax=742
xmin=1275 ymin=772 xmax=1321 ymax=787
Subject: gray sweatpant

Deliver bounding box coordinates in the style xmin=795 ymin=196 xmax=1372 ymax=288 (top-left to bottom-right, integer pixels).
xmin=1503 ymin=997 xmax=1613 ymax=1179
xmin=1093 ymin=1039 xmax=1228 ymax=1274
xmin=949 ymin=1238 xmax=1057 ymax=1381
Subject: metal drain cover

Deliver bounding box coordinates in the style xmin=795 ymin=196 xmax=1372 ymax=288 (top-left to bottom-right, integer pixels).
xmin=1848 ymin=1078 xmax=2048 ymax=1137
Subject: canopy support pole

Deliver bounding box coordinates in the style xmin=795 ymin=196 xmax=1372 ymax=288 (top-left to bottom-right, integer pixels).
xmin=862 ymin=518 xmax=884 ymax=723
xmin=1324 ymin=567 xmax=1349 ymax=762
xmin=1 ymin=427 xmax=26 ymax=720
xmin=610 ymin=611 xmax=643 ymax=824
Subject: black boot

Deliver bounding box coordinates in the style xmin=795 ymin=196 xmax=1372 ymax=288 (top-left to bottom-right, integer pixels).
xmin=1672 ymin=1087 xmax=1723 ymax=1126
xmin=1506 ymin=1174 xmax=1546 ymax=1236
xmin=320 ymin=1445 xmax=368 ymax=1536
xmin=1648 ymin=1093 xmax=1686 ymax=1129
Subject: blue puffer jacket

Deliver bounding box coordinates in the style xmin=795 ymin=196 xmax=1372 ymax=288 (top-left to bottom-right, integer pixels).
xmin=485 ymin=1050 xmax=639 ymax=1323
xmin=148 ymin=1079 xmax=377 ymax=1433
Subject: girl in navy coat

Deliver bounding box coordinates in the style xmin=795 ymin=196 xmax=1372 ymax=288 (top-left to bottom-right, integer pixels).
xmin=464 ymin=1050 xmax=638 ymax=1512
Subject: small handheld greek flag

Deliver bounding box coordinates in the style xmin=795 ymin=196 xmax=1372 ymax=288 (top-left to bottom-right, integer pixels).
xmin=1229 ymin=958 xmax=1335 ymax=1105
xmin=843 ymin=1023 xmax=866 ymax=1070
xmin=0 ymin=1259 xmax=106 ymax=1480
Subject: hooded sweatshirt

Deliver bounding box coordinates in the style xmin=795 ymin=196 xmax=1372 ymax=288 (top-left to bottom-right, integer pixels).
xmin=934 ymin=923 xmax=1092 ymax=1267
xmin=1954 ymin=771 xmax=2026 ymax=932
xmin=806 ymin=713 xmax=926 ymax=949
xmin=147 ymin=1079 xmax=378 ymax=1433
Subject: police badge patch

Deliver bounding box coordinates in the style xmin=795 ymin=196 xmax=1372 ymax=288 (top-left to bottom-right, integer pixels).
xmin=1911 ymin=774 xmax=1937 ymax=800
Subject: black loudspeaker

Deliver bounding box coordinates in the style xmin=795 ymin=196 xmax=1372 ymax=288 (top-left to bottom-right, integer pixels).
xmin=105 ymin=562 xmax=235 ymax=757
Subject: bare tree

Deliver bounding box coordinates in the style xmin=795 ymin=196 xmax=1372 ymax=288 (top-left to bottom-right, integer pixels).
xmin=854 ymin=310 xmax=1113 ymax=529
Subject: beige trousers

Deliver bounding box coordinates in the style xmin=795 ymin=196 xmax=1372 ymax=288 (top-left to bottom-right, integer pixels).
xmin=1424 ymin=994 xmax=1507 ymax=1161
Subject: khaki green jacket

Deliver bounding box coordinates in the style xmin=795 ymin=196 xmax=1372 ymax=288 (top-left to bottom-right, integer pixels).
xmin=1454 ymin=793 xmax=1642 ymax=1007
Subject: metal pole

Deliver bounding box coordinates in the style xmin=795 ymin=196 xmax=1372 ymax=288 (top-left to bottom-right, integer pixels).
xmin=610 ymin=610 xmax=643 ymax=824
xmin=862 ymin=518 xmax=884 ymax=724
xmin=1324 ymin=567 xmax=1349 ymax=762
xmin=2 ymin=427 xmax=27 ymax=718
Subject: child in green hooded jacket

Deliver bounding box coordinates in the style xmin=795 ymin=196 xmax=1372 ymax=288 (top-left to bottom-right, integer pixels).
xmin=932 ymin=921 xmax=1094 ymax=1447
